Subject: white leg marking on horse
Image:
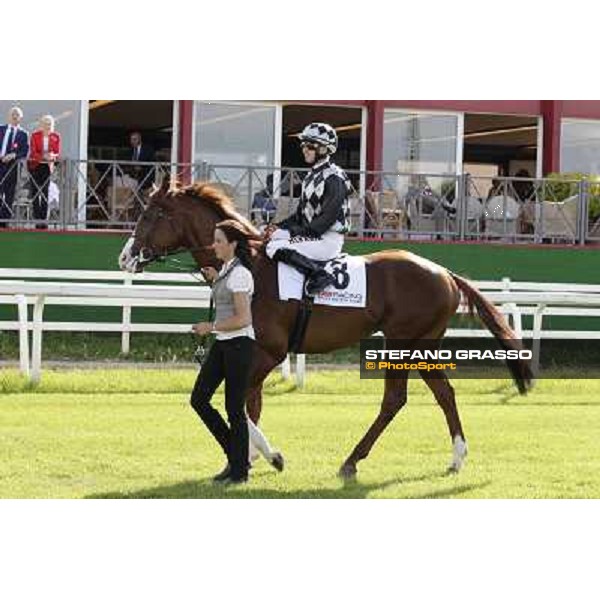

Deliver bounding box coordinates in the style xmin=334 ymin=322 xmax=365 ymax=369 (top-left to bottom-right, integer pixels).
xmin=118 ymin=236 xmax=136 ymax=271
xmin=247 ymin=418 xmax=274 ymax=462
xmin=449 ymin=435 xmax=468 ymax=472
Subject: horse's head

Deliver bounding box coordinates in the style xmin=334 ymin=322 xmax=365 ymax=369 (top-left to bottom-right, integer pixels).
xmin=118 ymin=193 xmax=186 ymax=272
xmin=118 ymin=181 xmax=260 ymax=273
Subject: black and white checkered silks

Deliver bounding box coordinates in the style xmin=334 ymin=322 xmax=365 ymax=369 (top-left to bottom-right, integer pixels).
xmin=266 ymin=159 xmax=351 ymax=261
xmin=300 ymin=160 xmax=351 ymax=234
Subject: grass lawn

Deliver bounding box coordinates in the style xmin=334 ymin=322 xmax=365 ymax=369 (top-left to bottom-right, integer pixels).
xmin=1 ymin=368 xmax=599 ymax=499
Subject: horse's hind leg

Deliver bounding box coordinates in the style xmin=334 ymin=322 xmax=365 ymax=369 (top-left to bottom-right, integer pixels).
xmin=339 ymin=372 xmax=408 ymax=480
xmin=245 ymin=343 xmax=287 ymax=470
xmin=419 ymin=370 xmax=468 ymax=473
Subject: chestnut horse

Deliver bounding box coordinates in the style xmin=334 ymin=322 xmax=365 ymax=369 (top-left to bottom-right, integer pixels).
xmin=119 ymin=182 xmax=533 ymax=479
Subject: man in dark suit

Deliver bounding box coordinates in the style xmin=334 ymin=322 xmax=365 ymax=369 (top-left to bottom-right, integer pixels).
xmin=0 ymin=107 xmax=30 ymax=227
xmin=129 ymin=131 xmax=155 ymax=192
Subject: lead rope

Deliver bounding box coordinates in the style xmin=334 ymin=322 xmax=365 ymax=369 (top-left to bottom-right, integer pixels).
xmin=192 ymin=292 xmax=214 ymax=366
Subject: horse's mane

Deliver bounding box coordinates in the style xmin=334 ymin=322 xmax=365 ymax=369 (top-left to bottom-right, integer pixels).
xmin=169 ymin=181 xmax=263 ymax=244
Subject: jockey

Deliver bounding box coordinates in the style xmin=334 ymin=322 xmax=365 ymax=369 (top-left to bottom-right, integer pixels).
xmin=265 ymin=122 xmax=351 ymax=296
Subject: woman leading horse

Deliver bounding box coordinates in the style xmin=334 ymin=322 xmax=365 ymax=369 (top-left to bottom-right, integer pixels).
xmin=119 ymin=184 xmax=533 ymax=481
xmin=190 ymin=219 xmax=275 ymax=485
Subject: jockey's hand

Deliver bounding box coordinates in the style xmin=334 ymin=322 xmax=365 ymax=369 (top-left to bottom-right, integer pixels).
xmin=287 ymin=223 xmax=309 ymax=237
xmin=200 ymin=266 xmax=218 ymax=283
xmin=192 ymin=322 xmax=213 ymax=336
xmin=263 ymin=223 xmax=278 ymax=239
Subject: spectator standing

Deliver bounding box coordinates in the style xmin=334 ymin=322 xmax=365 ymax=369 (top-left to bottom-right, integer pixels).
xmin=129 ymin=131 xmax=155 ymax=192
xmin=0 ymin=107 xmax=29 ymax=228
xmin=28 ymin=115 xmax=61 ymax=229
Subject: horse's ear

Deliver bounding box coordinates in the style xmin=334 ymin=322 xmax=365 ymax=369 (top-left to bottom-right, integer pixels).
xmin=149 ymin=183 xmax=161 ymax=199
xmin=149 ymin=176 xmax=176 ymax=201
xmin=168 ymin=176 xmax=180 ymax=195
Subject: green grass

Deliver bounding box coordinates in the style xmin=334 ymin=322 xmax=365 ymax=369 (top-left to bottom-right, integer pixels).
xmin=1 ymin=368 xmax=599 ymax=499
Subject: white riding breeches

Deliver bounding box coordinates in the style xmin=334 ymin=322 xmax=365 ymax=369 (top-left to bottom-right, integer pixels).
xmin=266 ymin=229 xmax=344 ymax=261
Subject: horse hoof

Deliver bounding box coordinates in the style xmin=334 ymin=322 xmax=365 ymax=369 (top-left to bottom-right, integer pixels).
xmin=338 ymin=463 xmax=357 ymax=480
xmin=270 ymin=452 xmax=285 ymax=473
xmin=447 ymin=455 xmax=467 ymax=474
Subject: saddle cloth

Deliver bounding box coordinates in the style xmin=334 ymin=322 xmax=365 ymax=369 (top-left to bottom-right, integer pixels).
xmin=277 ymin=253 xmax=367 ymax=308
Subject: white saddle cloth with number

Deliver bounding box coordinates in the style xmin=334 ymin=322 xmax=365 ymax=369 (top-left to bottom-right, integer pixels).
xmin=277 ymin=253 xmax=367 ymax=308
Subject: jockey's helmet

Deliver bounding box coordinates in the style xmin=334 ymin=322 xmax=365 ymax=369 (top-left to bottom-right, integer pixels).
xmin=298 ymin=122 xmax=338 ymax=155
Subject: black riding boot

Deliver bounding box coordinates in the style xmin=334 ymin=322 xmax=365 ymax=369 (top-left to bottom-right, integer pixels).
xmin=272 ymin=248 xmax=335 ymax=296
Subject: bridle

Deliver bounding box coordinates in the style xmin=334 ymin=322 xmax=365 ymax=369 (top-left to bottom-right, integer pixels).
xmin=128 ymin=200 xmax=266 ymax=282
xmin=131 ymin=205 xmax=217 ymax=282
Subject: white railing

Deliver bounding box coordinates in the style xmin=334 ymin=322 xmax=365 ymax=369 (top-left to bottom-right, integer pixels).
xmin=0 ymin=268 xmax=302 ymax=384
xmin=2 ymin=270 xmax=600 ymax=385
xmin=0 ymin=279 xmax=211 ymax=383
xmin=0 ymin=267 xmax=205 ymax=353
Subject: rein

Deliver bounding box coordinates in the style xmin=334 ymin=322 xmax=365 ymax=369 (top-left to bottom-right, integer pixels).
xmin=153 ymin=246 xmax=215 ymax=284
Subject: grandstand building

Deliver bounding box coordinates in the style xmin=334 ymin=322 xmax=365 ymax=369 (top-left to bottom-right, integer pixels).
xmin=2 ymin=100 xmax=600 ymax=178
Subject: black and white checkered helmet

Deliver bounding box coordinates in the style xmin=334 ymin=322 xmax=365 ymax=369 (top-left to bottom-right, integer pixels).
xmin=299 ymin=122 xmax=338 ymax=154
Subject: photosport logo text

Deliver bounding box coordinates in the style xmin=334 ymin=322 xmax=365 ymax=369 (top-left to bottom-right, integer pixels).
xmin=360 ymin=337 xmax=600 ymax=380
xmin=363 ymin=348 xmax=532 ymax=373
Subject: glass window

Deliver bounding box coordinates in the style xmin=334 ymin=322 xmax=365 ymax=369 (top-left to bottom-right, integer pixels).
xmin=381 ymin=110 xmax=460 ymax=205
xmin=560 ymin=119 xmax=600 ymax=174
xmin=193 ymin=102 xmax=277 ymax=215
xmin=383 ymin=110 xmax=458 ymax=176
xmin=193 ymin=102 xmax=276 ymax=166
xmin=0 ymin=100 xmax=82 ymax=159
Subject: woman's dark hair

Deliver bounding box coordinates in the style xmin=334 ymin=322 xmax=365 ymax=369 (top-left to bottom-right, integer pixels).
xmin=215 ymin=219 xmax=254 ymax=271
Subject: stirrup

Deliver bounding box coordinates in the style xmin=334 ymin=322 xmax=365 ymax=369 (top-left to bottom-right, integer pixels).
xmin=304 ymin=271 xmax=335 ymax=297
xmin=303 ymin=279 xmax=316 ymax=298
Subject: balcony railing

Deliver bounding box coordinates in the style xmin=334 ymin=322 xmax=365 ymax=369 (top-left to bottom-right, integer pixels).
xmin=1 ymin=159 xmax=598 ymax=244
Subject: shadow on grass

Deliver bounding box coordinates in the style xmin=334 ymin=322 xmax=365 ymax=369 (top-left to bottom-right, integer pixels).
xmin=404 ymin=481 xmax=492 ymax=499
xmin=86 ymin=469 xmax=491 ymax=500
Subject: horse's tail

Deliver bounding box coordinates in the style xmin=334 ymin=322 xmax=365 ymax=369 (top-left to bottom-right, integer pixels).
xmin=449 ymin=271 xmax=534 ymax=395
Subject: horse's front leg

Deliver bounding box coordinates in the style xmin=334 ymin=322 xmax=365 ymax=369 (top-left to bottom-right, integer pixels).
xmin=339 ymin=372 xmax=409 ymax=479
xmin=246 ymin=342 xmax=286 ymax=423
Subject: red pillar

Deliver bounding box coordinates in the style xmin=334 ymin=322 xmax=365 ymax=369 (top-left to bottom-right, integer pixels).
xmin=178 ymin=100 xmax=194 ymax=182
xmin=366 ymin=100 xmax=384 ymax=188
xmin=541 ymin=100 xmax=563 ymax=175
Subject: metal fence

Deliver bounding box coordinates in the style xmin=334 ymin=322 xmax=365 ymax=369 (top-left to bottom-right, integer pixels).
xmin=1 ymin=159 xmax=599 ymax=244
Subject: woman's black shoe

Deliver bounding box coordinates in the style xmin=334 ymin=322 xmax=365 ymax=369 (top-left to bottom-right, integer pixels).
xmin=212 ymin=464 xmax=232 ymax=482
xmin=222 ymin=473 xmax=248 ymax=486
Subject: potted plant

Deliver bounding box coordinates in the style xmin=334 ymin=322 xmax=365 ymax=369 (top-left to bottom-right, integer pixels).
xmin=543 ymin=172 xmax=600 ymax=229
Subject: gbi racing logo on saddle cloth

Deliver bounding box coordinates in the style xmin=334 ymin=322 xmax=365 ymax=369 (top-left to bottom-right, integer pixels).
xmin=278 ymin=254 xmax=367 ymax=308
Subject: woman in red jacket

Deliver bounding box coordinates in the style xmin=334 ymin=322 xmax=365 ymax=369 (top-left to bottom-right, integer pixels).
xmin=28 ymin=115 xmax=61 ymax=229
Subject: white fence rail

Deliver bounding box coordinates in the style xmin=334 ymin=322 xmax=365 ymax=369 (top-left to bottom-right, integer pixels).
xmin=2 ymin=270 xmax=600 ymax=385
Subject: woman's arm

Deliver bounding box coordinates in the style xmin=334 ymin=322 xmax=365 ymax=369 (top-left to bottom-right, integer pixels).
xmin=28 ymin=132 xmax=42 ymax=163
xmin=50 ymin=133 xmax=61 ymax=159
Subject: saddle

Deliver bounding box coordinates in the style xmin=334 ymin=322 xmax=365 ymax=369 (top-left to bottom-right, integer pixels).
xmin=283 ymin=254 xmax=367 ymax=353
